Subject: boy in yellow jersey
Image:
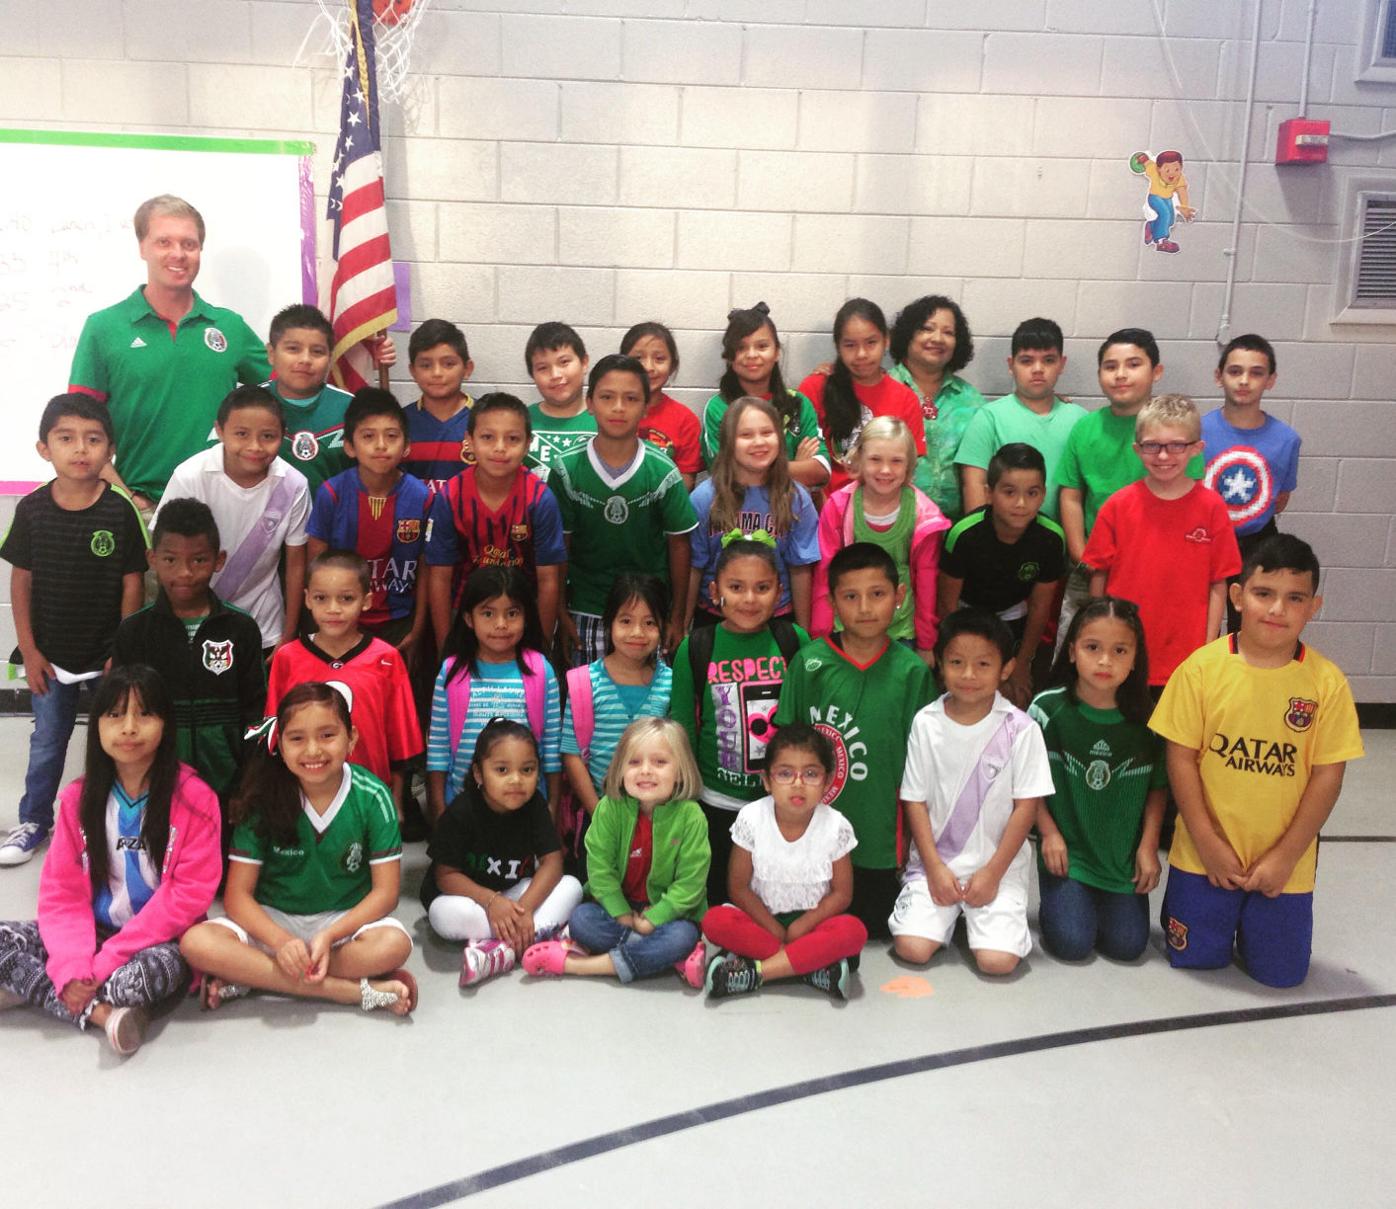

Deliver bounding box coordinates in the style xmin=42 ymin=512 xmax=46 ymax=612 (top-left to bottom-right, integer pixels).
xmin=1150 ymin=535 xmax=1363 ymax=986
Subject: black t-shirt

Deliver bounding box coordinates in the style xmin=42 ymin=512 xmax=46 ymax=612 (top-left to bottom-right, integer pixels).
xmin=420 ymin=780 xmax=561 ymax=907
xmin=0 ymin=483 xmax=148 ymax=672
xmin=940 ymin=505 xmax=1066 ymax=614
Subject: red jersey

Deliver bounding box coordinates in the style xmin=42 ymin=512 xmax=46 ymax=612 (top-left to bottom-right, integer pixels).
xmin=1082 ymin=480 xmax=1241 ymax=685
xmin=266 ymin=636 xmax=423 ymax=782
xmin=799 ymin=372 xmax=926 ymax=494
xmin=638 ymin=392 xmax=703 ymax=475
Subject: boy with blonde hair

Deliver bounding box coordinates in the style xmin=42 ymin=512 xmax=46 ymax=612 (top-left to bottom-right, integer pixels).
xmin=1082 ymin=395 xmax=1239 ymax=689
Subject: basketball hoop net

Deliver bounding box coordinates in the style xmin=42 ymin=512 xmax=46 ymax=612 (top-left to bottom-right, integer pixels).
xmin=301 ymin=0 xmax=430 ymax=106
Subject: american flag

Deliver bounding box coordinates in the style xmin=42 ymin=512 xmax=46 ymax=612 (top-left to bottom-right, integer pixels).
xmin=325 ymin=0 xmax=396 ymax=392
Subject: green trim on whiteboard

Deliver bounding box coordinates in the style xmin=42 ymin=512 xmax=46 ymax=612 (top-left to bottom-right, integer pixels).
xmin=0 ymin=129 xmax=315 ymax=156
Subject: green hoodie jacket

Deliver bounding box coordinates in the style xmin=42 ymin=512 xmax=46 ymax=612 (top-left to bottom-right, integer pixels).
xmin=583 ymin=794 xmax=710 ymax=927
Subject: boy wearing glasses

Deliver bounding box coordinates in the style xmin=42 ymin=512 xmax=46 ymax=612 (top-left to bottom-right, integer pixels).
xmin=1082 ymin=395 xmax=1240 ymax=690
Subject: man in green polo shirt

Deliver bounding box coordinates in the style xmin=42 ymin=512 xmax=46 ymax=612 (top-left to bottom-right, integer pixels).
xmin=68 ymin=195 xmax=269 ymax=510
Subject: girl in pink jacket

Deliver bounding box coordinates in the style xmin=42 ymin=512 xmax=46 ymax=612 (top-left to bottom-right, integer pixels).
xmin=811 ymin=416 xmax=950 ymax=662
xmin=0 ymin=665 xmax=221 ymax=1055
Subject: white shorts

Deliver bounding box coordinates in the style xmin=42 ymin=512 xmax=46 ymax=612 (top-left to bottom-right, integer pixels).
xmin=207 ymin=907 xmax=412 ymax=954
xmin=888 ymin=863 xmax=1032 ymax=958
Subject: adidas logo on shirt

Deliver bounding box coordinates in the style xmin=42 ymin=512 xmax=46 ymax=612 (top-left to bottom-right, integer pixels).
xmin=1091 ymin=739 xmax=1112 ymax=757
xmin=129 ymin=336 xmax=147 ymax=348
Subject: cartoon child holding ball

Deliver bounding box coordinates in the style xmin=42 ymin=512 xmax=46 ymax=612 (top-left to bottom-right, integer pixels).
xmin=1131 ymin=150 xmax=1195 ymax=254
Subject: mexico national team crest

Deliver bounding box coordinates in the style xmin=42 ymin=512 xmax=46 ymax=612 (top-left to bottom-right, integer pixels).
xmin=603 ymin=495 xmax=630 ymax=525
xmin=291 ymin=430 xmax=319 ymax=461
xmin=89 ymin=530 xmax=115 ymax=558
xmin=203 ymin=326 xmax=227 ymax=353
xmin=1165 ymin=916 xmax=1189 ymax=951
xmin=342 ymin=841 xmax=364 ymax=873
xmin=1285 ymin=696 xmax=1318 ymax=732
xmin=396 ymin=518 xmax=421 ymax=543
xmin=201 ymin=639 xmax=234 ymax=675
xmin=1085 ymin=759 xmax=1111 ymax=791
xmin=1017 ymin=561 xmax=1040 ymax=583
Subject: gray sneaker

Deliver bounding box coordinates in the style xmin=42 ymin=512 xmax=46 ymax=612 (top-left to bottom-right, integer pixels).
xmin=705 ymin=954 xmax=762 ymax=1000
xmin=0 ymin=823 xmax=47 ymax=867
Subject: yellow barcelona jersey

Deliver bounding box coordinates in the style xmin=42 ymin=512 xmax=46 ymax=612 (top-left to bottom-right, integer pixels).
xmin=1150 ymin=634 xmax=1364 ymax=894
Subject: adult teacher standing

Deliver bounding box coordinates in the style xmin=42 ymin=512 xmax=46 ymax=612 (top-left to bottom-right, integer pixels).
xmin=68 ymin=195 xmax=269 ymax=513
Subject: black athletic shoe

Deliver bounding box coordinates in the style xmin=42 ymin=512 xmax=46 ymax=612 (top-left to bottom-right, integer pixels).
xmin=802 ymin=958 xmax=849 ymax=1000
xmin=705 ymin=954 xmax=762 ymax=999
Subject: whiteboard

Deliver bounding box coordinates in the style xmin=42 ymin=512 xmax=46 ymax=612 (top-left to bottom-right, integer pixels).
xmin=0 ymin=130 xmax=315 ymax=487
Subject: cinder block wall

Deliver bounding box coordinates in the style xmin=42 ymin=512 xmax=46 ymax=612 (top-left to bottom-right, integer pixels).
xmin=1 ymin=0 xmax=1394 ymax=698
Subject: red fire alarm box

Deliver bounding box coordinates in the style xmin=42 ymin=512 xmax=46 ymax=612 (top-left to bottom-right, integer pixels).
xmin=1276 ymin=117 xmax=1330 ymax=164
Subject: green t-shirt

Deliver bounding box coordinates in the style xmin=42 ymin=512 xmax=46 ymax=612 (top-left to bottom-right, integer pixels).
xmin=550 ymin=440 xmax=699 ymax=615
xmin=69 ymin=288 xmax=269 ymax=499
xmin=889 ymin=364 xmax=986 ymax=521
xmin=526 ymin=403 xmax=595 ymax=480
xmin=773 ymin=636 xmax=937 ymax=869
xmin=700 ymin=390 xmax=829 ymax=471
xmin=271 ymin=381 xmax=354 ymax=498
xmin=1057 ymin=406 xmax=1205 ymax=537
xmin=671 ymin=623 xmax=809 ymax=811
xmin=1028 ymin=686 xmax=1168 ymax=895
xmin=955 ymin=393 xmax=1086 ymax=521
xmin=229 ymin=763 xmax=402 ymax=914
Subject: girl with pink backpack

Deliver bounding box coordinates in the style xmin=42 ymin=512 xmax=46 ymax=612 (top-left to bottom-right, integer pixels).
xmin=425 ymin=566 xmax=561 ymax=827
xmin=559 ymin=575 xmax=672 ymax=876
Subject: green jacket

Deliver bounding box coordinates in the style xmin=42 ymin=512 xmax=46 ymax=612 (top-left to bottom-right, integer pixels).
xmin=584 ymin=794 xmax=710 ymax=927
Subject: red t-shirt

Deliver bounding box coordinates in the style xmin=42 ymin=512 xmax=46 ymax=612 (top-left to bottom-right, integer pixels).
xmin=799 ymin=372 xmax=926 ymax=494
xmin=620 ymin=809 xmax=654 ymax=906
xmin=1081 ymin=480 xmax=1241 ymax=685
xmin=266 ymin=636 xmax=423 ymax=783
xmin=638 ymin=392 xmax=703 ymax=475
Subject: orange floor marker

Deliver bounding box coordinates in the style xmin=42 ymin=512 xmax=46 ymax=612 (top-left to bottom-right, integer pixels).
xmin=881 ymin=974 xmax=934 ymax=999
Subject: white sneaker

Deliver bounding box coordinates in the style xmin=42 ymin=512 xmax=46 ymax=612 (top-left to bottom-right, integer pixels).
xmin=0 ymin=823 xmax=47 ymax=867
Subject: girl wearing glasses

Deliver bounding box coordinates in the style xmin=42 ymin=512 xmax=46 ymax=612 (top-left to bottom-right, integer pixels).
xmin=700 ymin=723 xmax=867 ymax=1001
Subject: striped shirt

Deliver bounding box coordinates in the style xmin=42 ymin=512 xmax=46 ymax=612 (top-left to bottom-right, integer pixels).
xmin=561 ymin=659 xmax=673 ymax=790
xmin=426 ymin=656 xmax=562 ymax=801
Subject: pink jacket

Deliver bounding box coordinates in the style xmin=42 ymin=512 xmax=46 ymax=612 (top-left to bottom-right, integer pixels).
xmin=37 ymin=766 xmax=222 ymax=991
xmin=811 ymin=483 xmax=951 ymax=652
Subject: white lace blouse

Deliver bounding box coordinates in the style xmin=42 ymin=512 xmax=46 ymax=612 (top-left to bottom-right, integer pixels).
xmin=729 ymin=796 xmax=858 ymax=915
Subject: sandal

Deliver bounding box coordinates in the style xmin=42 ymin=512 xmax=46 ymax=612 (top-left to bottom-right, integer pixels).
xmin=522 ymin=939 xmax=579 ymax=977
xmin=201 ymin=979 xmax=251 ymax=1011
xmin=359 ymin=977 xmax=403 ymax=1012
xmin=387 ymin=967 xmax=419 ymax=1012
xmin=674 ymin=940 xmax=707 ymax=989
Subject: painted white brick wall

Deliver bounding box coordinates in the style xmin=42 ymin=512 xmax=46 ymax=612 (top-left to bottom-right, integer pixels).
xmin=0 ymin=0 xmax=1394 ymax=698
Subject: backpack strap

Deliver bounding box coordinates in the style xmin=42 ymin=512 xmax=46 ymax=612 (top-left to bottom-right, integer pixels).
xmin=445 ymin=656 xmax=470 ymax=761
xmin=685 ymin=625 xmax=718 ymax=730
xmin=565 ymin=663 xmax=595 ymax=760
xmin=521 ymin=648 xmax=547 ymax=738
xmin=769 ymin=617 xmax=801 ymax=666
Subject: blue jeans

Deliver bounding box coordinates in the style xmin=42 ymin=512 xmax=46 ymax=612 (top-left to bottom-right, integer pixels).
xmin=1038 ymin=869 xmax=1149 ymax=961
xmin=568 ymin=901 xmax=699 ymax=984
xmin=1146 ymin=194 xmax=1174 ymax=242
xmin=18 ymin=678 xmax=84 ymax=832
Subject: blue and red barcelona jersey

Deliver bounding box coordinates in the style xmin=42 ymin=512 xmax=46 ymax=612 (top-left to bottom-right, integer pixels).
xmin=404 ymin=397 xmax=475 ymax=489
xmin=307 ymin=469 xmax=433 ymax=626
xmin=424 ymin=466 xmax=566 ymax=601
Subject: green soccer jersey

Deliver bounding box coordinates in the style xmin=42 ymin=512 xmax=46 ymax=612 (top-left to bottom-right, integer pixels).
xmin=229 ymin=763 xmax=402 ymax=914
xmin=549 ymin=440 xmax=699 ymax=616
xmin=773 ymin=636 xmax=937 ymax=869
xmin=700 ymin=390 xmax=829 ymax=470
xmin=1057 ymin=406 xmax=1205 ymax=537
xmin=526 ymin=404 xmax=596 ymax=480
xmin=1028 ymin=686 xmax=1168 ymax=895
xmin=69 ymin=288 xmax=269 ymax=500
xmin=269 ymin=381 xmax=354 ymax=498
xmin=955 ymin=393 xmax=1086 ymax=521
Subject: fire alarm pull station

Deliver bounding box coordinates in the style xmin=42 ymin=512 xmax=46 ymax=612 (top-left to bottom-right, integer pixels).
xmin=1275 ymin=117 xmax=1330 ymax=164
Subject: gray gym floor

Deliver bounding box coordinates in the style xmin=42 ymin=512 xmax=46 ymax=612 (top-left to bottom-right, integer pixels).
xmin=1 ymin=716 xmax=1392 ymax=1209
